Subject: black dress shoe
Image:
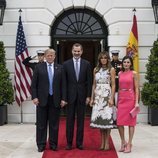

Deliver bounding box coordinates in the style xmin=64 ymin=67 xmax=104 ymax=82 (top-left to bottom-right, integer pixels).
xmin=50 ymin=145 xmax=58 ymax=151
xmin=38 ymin=147 xmax=45 ymax=152
xmin=77 ymin=145 xmax=83 ymax=150
xmin=66 ymin=145 xmax=72 ymax=150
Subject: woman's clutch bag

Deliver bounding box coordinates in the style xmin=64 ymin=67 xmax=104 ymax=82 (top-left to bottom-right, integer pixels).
xmin=130 ymin=106 xmax=140 ymax=118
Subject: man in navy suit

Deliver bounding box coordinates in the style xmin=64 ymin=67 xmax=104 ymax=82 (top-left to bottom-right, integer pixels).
xmin=63 ymin=43 xmax=92 ymax=150
xmin=31 ymin=49 xmax=67 ymax=152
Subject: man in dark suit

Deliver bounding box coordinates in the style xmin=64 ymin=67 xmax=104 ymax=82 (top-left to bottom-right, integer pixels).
xmin=31 ymin=49 xmax=67 ymax=152
xmin=63 ymin=43 xmax=92 ymax=150
xmin=22 ymin=50 xmax=45 ymax=71
xmin=111 ymin=50 xmax=122 ymax=105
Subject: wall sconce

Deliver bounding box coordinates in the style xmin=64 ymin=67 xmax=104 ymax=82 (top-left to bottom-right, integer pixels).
xmin=152 ymin=0 xmax=158 ymax=24
xmin=0 ymin=0 xmax=6 ymax=25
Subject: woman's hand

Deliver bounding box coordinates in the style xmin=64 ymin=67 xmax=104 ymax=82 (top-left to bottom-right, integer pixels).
xmin=108 ymin=98 xmax=114 ymax=107
xmin=135 ymin=103 xmax=139 ymax=108
xmin=89 ymin=99 xmax=94 ymax=107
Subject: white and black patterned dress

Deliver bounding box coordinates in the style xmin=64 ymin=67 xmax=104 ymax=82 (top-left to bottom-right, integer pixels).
xmin=90 ymin=68 xmax=117 ymax=129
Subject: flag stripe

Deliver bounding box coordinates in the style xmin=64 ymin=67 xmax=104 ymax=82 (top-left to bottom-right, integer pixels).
xmin=131 ymin=15 xmax=138 ymax=40
xmin=18 ymin=53 xmax=32 ymax=91
xmin=14 ymin=15 xmax=32 ymax=106
xmin=16 ymin=54 xmax=31 ymax=100
xmin=126 ymin=14 xmax=139 ymax=73
xmin=15 ymin=57 xmax=28 ymax=102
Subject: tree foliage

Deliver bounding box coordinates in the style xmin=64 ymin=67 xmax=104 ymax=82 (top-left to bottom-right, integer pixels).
xmin=0 ymin=41 xmax=14 ymax=105
xmin=141 ymin=40 xmax=158 ymax=108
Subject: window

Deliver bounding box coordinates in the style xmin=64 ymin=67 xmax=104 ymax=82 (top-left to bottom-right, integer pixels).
xmin=51 ymin=8 xmax=108 ymax=39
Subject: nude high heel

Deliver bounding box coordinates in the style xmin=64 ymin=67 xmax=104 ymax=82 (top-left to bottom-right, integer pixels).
xmin=118 ymin=142 xmax=127 ymax=152
xmin=99 ymin=146 xmax=104 ymax=150
xmin=104 ymin=144 xmax=110 ymax=151
xmin=124 ymin=144 xmax=132 ymax=153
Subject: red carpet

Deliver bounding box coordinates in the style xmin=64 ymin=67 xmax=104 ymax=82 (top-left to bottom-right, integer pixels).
xmin=42 ymin=117 xmax=118 ymax=158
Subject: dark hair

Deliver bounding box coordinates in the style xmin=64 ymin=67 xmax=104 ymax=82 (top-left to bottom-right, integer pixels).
xmin=95 ymin=51 xmax=111 ymax=73
xmin=121 ymin=55 xmax=133 ymax=71
xmin=72 ymin=43 xmax=83 ymax=51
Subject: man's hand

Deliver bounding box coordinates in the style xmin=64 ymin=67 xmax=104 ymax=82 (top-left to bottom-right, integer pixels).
xmin=31 ymin=55 xmax=37 ymax=59
xmin=60 ymin=100 xmax=67 ymax=108
xmin=86 ymin=97 xmax=90 ymax=105
xmin=33 ymin=98 xmax=39 ymax=106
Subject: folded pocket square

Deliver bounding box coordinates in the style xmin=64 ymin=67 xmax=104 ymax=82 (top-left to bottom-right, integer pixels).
xmin=130 ymin=107 xmax=140 ymax=118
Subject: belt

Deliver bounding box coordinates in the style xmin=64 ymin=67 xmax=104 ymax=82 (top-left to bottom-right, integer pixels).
xmin=119 ymin=88 xmax=133 ymax=91
xmin=96 ymin=82 xmax=110 ymax=84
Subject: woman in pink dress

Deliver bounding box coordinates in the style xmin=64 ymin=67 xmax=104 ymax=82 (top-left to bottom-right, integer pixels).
xmin=117 ymin=56 xmax=139 ymax=153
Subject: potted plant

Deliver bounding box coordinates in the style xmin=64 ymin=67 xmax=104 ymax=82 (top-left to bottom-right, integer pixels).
xmin=0 ymin=41 xmax=14 ymax=125
xmin=141 ymin=39 xmax=158 ymax=126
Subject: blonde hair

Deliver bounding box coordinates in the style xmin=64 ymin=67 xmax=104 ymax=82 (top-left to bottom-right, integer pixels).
xmin=44 ymin=49 xmax=56 ymax=55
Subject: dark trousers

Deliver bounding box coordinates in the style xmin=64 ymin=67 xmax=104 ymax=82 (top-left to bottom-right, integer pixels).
xmin=66 ymin=98 xmax=86 ymax=146
xmin=36 ymin=95 xmax=60 ymax=149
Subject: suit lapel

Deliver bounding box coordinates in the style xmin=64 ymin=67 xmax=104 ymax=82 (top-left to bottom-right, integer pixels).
xmin=78 ymin=59 xmax=84 ymax=81
xmin=44 ymin=62 xmax=48 ymax=75
xmin=70 ymin=59 xmax=77 ymax=81
xmin=44 ymin=62 xmax=49 ymax=83
xmin=53 ymin=63 xmax=58 ymax=80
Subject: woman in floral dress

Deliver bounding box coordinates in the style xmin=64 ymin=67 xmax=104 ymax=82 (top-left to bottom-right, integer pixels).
xmin=90 ymin=51 xmax=116 ymax=150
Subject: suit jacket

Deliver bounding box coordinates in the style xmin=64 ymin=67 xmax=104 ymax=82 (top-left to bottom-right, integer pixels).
xmin=63 ymin=58 xmax=92 ymax=104
xmin=31 ymin=62 xmax=66 ymax=107
xmin=111 ymin=60 xmax=122 ymax=92
xmin=111 ymin=60 xmax=122 ymax=77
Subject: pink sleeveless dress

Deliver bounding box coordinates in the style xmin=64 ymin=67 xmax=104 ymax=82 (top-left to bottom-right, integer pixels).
xmin=117 ymin=70 xmax=136 ymax=126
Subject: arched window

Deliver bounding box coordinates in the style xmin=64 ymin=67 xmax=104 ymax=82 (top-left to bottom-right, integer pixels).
xmin=51 ymin=8 xmax=108 ymax=39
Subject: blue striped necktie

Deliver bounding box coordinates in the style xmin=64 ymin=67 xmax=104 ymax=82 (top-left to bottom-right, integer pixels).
xmin=48 ymin=64 xmax=53 ymax=95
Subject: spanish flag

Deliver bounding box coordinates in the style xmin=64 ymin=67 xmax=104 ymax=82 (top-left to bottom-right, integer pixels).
xmin=126 ymin=14 xmax=139 ymax=73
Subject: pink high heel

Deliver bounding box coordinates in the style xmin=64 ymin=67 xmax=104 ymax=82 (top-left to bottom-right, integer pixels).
xmin=118 ymin=142 xmax=127 ymax=152
xmin=124 ymin=144 xmax=132 ymax=153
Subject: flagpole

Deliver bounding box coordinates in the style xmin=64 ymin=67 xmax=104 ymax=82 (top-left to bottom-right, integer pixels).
xmin=20 ymin=103 xmax=23 ymax=124
xmin=15 ymin=8 xmax=32 ymax=124
xmin=19 ymin=8 xmax=23 ymax=124
xmin=132 ymin=8 xmax=140 ymax=99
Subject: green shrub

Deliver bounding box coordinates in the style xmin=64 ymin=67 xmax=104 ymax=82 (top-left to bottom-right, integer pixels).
xmin=0 ymin=41 xmax=14 ymax=106
xmin=141 ymin=40 xmax=158 ymax=108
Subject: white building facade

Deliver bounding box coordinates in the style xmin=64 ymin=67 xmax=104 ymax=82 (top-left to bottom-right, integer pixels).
xmin=0 ymin=0 xmax=157 ymax=123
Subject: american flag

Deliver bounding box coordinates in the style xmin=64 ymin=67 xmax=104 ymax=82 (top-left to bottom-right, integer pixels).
xmin=14 ymin=15 xmax=32 ymax=106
